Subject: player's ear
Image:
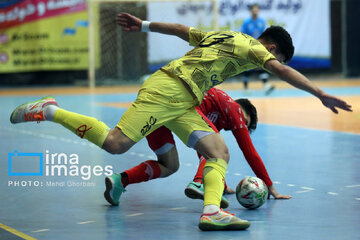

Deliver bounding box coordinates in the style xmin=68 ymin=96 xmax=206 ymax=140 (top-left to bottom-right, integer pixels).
xmin=267 ymin=44 xmax=277 ymax=54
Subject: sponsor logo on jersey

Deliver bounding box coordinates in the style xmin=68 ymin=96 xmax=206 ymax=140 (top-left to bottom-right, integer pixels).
xmin=206 ymin=112 xmax=218 ymax=123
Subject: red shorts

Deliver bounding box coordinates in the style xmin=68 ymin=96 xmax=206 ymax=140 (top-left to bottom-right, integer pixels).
xmin=146 ymin=108 xmax=219 ymax=154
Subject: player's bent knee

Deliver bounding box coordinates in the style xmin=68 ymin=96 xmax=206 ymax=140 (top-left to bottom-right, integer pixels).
xmin=161 ymin=164 xmax=179 ymax=177
xmin=102 ymin=128 xmax=135 ymax=154
xmin=194 ymin=133 xmax=230 ymax=162
xmin=167 ymin=161 xmax=179 ymax=174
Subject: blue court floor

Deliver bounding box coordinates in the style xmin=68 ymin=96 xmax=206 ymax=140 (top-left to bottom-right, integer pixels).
xmin=0 ymin=87 xmax=359 ymax=240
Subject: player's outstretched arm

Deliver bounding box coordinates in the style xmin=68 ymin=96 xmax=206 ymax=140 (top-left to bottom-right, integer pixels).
xmin=268 ymin=185 xmax=292 ymax=199
xmin=265 ymin=59 xmax=353 ymax=114
xmin=116 ymin=12 xmax=190 ymax=42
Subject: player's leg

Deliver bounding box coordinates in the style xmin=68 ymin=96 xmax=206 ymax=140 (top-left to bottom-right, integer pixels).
xmin=183 ymin=110 xmax=229 ymax=207
xmin=193 ymin=133 xmax=249 ymax=230
xmin=104 ymin=143 xmax=179 ymax=205
xmin=104 ymin=127 xmax=181 ymax=206
xmin=193 ymin=155 xmax=207 ymax=183
xmin=9 ymin=96 xmax=135 ymax=153
xmin=103 ymin=70 xmax=198 ymax=205
xmin=242 ymin=71 xmax=251 ymax=90
xmin=259 ymin=70 xmax=275 ymax=95
xmin=166 ymin=109 xmax=250 ymax=231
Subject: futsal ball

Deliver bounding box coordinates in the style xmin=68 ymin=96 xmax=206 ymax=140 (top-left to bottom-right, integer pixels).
xmin=236 ymin=176 xmax=268 ymax=209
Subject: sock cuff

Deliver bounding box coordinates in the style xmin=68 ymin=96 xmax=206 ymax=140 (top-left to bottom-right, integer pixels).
xmin=204 ymin=158 xmax=227 ymax=170
xmin=52 ymin=108 xmax=66 ymax=123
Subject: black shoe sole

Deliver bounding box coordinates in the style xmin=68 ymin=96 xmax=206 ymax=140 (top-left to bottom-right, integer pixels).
xmin=104 ymin=177 xmax=118 ymax=206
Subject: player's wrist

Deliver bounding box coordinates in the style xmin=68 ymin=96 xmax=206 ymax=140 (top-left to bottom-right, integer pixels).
xmin=317 ymin=89 xmax=326 ymax=98
xmin=141 ymin=20 xmax=151 ymax=32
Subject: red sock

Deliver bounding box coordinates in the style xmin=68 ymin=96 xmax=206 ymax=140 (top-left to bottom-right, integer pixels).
xmin=224 ymin=181 xmax=228 ymax=191
xmin=193 ymin=156 xmax=206 ymax=183
xmin=121 ymin=160 xmax=161 ymax=188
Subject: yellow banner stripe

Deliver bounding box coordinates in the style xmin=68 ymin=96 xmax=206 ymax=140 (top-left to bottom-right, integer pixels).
xmin=0 ymin=223 xmax=37 ymax=240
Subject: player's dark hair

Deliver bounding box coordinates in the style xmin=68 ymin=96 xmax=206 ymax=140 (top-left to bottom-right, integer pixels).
xmin=235 ymin=98 xmax=258 ymax=133
xmin=258 ymin=26 xmax=295 ymax=63
xmin=250 ymin=4 xmax=259 ymax=10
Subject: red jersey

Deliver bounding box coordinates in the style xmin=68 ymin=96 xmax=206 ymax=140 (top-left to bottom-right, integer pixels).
xmin=146 ymin=88 xmax=272 ymax=187
xmin=196 ymin=88 xmax=272 ymax=187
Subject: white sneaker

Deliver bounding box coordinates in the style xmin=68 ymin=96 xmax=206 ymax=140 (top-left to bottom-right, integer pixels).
xmin=198 ymin=209 xmax=250 ymax=231
xmin=10 ymin=96 xmax=58 ymax=124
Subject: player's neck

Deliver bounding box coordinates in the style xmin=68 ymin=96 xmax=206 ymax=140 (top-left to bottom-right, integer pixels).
xmin=258 ymin=39 xmax=267 ymax=47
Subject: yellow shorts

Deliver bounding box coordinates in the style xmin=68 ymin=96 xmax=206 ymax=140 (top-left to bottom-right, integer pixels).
xmin=116 ymin=70 xmax=214 ymax=146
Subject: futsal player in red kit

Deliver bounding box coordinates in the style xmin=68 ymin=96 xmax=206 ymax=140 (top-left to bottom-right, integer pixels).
xmin=117 ymin=87 xmax=291 ymax=209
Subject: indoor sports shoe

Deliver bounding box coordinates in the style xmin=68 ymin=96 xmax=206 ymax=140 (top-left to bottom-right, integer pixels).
xmin=10 ymin=96 xmax=58 ymax=124
xmin=104 ymin=173 xmax=126 ymax=206
xmin=198 ymin=209 xmax=250 ymax=231
xmin=184 ymin=181 xmax=229 ymax=208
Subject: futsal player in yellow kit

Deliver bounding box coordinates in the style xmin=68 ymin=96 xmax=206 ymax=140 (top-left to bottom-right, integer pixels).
xmin=10 ymin=12 xmax=352 ymax=231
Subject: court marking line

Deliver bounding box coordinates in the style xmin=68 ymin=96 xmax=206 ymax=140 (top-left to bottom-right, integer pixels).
xmin=327 ymin=192 xmax=338 ymax=196
xmin=287 ymin=184 xmax=295 ymax=187
xmin=127 ymin=213 xmax=144 ymax=217
xmin=233 ymin=173 xmax=241 ymax=176
xmin=0 ymin=222 xmax=37 ymax=240
xmin=31 ymin=229 xmax=49 ymax=233
xmin=295 ymin=186 xmax=315 ymax=194
xmin=77 ymin=221 xmax=96 ymax=225
xmin=273 ymin=181 xmax=281 ymax=184
xmin=345 ymin=184 xmax=360 ymax=188
xmin=295 ymin=190 xmax=311 ymax=194
xmin=300 ymin=186 xmax=314 ymax=190
xmin=169 ymin=207 xmax=186 ymax=210
xmin=356 ymin=198 xmax=360 ymax=201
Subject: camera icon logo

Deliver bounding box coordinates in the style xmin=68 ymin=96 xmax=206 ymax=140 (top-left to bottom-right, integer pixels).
xmin=8 ymin=150 xmax=43 ymax=176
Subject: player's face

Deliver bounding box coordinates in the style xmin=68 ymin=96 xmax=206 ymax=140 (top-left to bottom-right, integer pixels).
xmin=243 ymin=112 xmax=251 ymax=129
xmin=251 ymin=6 xmax=259 ymax=18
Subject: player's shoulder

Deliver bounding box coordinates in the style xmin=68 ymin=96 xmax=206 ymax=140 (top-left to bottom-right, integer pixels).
xmin=208 ymin=87 xmax=226 ymax=96
xmin=243 ymin=18 xmax=252 ymax=25
xmin=210 ymin=30 xmax=240 ymax=38
xmin=257 ymin=17 xmax=266 ymax=23
xmin=209 ymin=88 xmax=237 ymax=104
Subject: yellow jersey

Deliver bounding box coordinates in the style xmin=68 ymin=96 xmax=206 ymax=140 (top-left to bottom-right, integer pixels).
xmin=161 ymin=27 xmax=276 ymax=103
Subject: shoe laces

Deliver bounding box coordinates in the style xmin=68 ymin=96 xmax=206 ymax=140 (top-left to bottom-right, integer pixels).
xmin=220 ymin=208 xmax=234 ymax=216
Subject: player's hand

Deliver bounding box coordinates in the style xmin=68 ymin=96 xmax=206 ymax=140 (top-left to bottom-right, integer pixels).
xmin=319 ymin=92 xmax=352 ymax=114
xmin=224 ymin=186 xmax=236 ymax=195
xmin=268 ymin=185 xmax=292 ymax=199
xmin=116 ymin=12 xmax=142 ymax=32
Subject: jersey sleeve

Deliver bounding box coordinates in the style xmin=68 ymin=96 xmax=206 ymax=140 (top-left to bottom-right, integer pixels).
xmin=248 ymin=42 xmax=277 ymax=69
xmin=229 ymin=113 xmax=273 ymax=187
xmin=188 ymin=27 xmax=207 ymax=46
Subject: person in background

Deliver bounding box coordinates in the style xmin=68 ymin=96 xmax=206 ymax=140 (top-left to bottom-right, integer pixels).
xmin=241 ymin=4 xmax=275 ymax=95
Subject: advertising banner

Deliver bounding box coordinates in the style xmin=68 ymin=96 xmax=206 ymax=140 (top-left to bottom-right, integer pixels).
xmin=0 ymin=0 xmax=89 ymax=73
xmin=148 ymin=0 xmax=331 ymax=69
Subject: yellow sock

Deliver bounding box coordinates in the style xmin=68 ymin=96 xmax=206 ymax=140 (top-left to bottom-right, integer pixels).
xmin=53 ymin=108 xmax=110 ymax=148
xmin=203 ymin=158 xmax=228 ymax=207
